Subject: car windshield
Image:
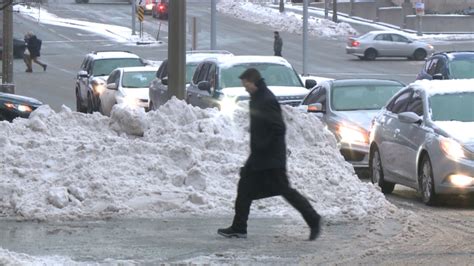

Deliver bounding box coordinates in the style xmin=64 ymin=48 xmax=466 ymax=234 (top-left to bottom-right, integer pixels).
xmin=122 ymin=71 xmax=156 ymax=88
xmin=448 ymin=59 xmax=474 ymax=79
xmin=186 ymin=63 xmax=198 ymax=84
xmin=220 ymin=63 xmax=303 ymax=88
xmin=430 ymin=92 xmax=474 ymax=122
xmin=331 ymin=84 xmax=403 ymax=111
xmin=92 ymin=58 xmax=144 ymax=76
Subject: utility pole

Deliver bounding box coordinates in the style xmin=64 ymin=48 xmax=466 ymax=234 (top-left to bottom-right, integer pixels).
xmin=302 ymin=0 xmax=308 ymax=76
xmin=210 ymin=0 xmax=216 ymax=49
xmin=168 ymin=0 xmax=186 ymax=100
xmin=332 ymin=0 xmax=338 ymax=22
xmin=324 ymin=0 xmax=329 ymax=19
xmin=2 ymin=0 xmax=14 ymax=91
xmin=132 ymin=0 xmax=136 ymax=35
xmin=279 ymin=0 xmax=284 ymax=13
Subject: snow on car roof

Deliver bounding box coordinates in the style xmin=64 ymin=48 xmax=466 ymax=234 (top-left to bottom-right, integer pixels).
xmin=412 ymin=79 xmax=474 ymax=96
xmin=90 ymin=51 xmax=141 ymax=59
xmin=218 ymin=56 xmax=293 ymax=69
xmin=119 ymin=66 xmax=159 ymax=72
xmin=186 ymin=53 xmax=233 ymax=63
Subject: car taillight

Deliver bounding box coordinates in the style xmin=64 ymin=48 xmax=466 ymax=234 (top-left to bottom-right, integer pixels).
xmin=159 ymin=4 xmax=165 ymax=10
xmin=351 ymin=40 xmax=360 ymax=47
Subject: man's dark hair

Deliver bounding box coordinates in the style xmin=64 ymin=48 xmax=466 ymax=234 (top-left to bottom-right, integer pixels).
xmin=274 ymin=31 xmax=279 ymax=34
xmin=239 ymin=68 xmax=262 ymax=83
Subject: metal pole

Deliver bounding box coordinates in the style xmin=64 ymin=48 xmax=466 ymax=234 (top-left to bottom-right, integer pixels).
xmin=2 ymin=0 xmax=14 ymax=88
xmin=279 ymin=0 xmax=284 ymax=13
xmin=332 ymin=0 xmax=338 ymax=22
xmin=416 ymin=15 xmax=423 ymax=36
xmin=324 ymin=0 xmax=329 ymax=19
xmin=303 ymin=0 xmax=308 ymax=76
xmin=132 ymin=1 xmax=136 ymax=35
xmin=210 ymin=0 xmax=216 ymax=49
xmin=349 ymin=0 xmax=354 ymax=17
xmin=168 ymin=0 xmax=186 ymax=100
xmin=192 ymin=17 xmax=197 ymax=50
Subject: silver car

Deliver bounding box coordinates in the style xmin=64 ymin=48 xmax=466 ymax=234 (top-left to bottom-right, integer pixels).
xmin=369 ymin=80 xmax=474 ymax=205
xmin=300 ymin=79 xmax=404 ymax=172
xmin=346 ymin=30 xmax=434 ymax=61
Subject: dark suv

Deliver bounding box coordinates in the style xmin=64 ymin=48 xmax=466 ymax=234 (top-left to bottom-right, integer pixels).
xmin=417 ymin=51 xmax=474 ymax=80
xmin=152 ymin=0 xmax=168 ymax=19
xmin=75 ymin=51 xmax=146 ymax=113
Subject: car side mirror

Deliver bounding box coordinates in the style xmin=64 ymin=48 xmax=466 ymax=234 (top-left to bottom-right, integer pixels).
xmin=307 ymin=103 xmax=325 ymax=113
xmin=161 ymin=77 xmax=168 ymax=86
xmin=198 ymin=81 xmax=211 ymax=92
xmin=398 ymin=112 xmax=422 ymax=124
xmin=78 ymin=70 xmax=89 ymax=78
xmin=106 ymin=83 xmax=118 ymax=90
xmin=305 ymin=79 xmax=317 ymax=89
xmin=432 ymin=73 xmax=444 ymax=80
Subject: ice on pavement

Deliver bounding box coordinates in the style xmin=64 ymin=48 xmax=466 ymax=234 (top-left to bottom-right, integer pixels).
xmin=0 ymin=99 xmax=396 ymax=222
xmin=217 ymin=0 xmax=358 ymax=38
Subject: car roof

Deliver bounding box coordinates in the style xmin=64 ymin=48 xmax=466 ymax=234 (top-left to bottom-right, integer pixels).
xmin=411 ymin=79 xmax=474 ymax=96
xmin=117 ymin=66 xmax=159 ymax=72
xmin=87 ymin=51 xmax=141 ymax=60
xmin=186 ymin=51 xmax=234 ymax=63
xmin=213 ymin=55 xmax=293 ymax=68
xmin=329 ymin=79 xmax=405 ymax=87
xmin=431 ymin=51 xmax=474 ymax=60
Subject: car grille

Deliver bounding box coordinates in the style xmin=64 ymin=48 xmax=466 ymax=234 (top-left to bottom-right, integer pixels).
xmin=340 ymin=149 xmax=366 ymax=162
xmin=276 ymin=96 xmax=304 ymax=107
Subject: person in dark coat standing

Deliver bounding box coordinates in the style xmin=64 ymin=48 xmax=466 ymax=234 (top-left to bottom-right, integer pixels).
xmin=217 ymin=68 xmax=321 ymax=241
xmin=23 ymin=32 xmax=47 ymax=73
xmin=273 ymin=31 xmax=283 ymax=57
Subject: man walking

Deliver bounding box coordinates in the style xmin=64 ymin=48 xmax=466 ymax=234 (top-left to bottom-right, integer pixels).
xmin=273 ymin=31 xmax=283 ymax=57
xmin=217 ymin=68 xmax=321 ymax=241
xmin=24 ymin=32 xmax=47 ymax=73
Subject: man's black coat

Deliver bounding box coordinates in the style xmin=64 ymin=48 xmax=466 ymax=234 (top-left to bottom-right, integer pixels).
xmin=245 ymin=78 xmax=286 ymax=171
xmin=26 ymin=35 xmax=41 ymax=58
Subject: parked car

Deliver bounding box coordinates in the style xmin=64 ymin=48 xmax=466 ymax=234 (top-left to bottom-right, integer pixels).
xmin=0 ymin=37 xmax=26 ymax=59
xmin=143 ymin=0 xmax=154 ymax=14
xmin=301 ymin=79 xmax=404 ymax=171
xmin=152 ymin=0 xmax=168 ymax=19
xmin=369 ymin=79 xmax=474 ymax=205
xmin=186 ymin=55 xmax=317 ymax=113
xmin=0 ymin=92 xmax=42 ymax=122
xmin=75 ymin=50 xmax=147 ymax=114
xmin=346 ymin=30 xmax=434 ymax=61
xmin=149 ymin=50 xmax=234 ymax=110
xmin=99 ymin=66 xmax=158 ymax=116
xmin=417 ymin=51 xmax=474 ymax=80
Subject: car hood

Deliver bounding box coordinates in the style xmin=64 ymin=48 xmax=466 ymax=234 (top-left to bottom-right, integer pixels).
xmin=333 ymin=110 xmax=381 ymax=131
xmin=221 ymin=86 xmax=308 ymax=98
xmin=122 ymin=88 xmax=149 ymax=100
xmin=434 ymin=121 xmax=474 ymax=150
xmin=0 ymin=92 xmax=42 ymax=106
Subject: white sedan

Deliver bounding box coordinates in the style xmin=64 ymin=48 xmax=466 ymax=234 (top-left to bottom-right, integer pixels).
xmin=99 ymin=66 xmax=158 ymax=116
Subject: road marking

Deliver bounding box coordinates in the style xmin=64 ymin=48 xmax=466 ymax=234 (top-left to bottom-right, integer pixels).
xmin=57 ymin=33 xmax=74 ymax=42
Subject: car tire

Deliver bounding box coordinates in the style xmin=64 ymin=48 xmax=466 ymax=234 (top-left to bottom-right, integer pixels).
xmin=370 ymin=146 xmax=395 ymax=194
xmin=86 ymin=93 xmax=93 ymax=114
xmin=419 ymin=155 xmax=437 ymax=205
xmin=413 ymin=49 xmax=427 ymax=61
xmin=364 ymin=49 xmax=377 ymax=61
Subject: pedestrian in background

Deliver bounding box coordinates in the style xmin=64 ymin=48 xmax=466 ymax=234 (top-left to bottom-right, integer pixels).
xmin=273 ymin=31 xmax=283 ymax=57
xmin=217 ymin=68 xmax=321 ymax=241
xmin=23 ymin=32 xmax=47 ymax=73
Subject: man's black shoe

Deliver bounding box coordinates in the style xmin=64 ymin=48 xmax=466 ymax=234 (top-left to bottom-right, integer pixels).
xmin=309 ymin=224 xmax=320 ymax=241
xmin=217 ymin=227 xmax=247 ymax=239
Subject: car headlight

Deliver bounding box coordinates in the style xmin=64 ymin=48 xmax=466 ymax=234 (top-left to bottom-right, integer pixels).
xmin=219 ymin=96 xmax=239 ymax=116
xmin=337 ymin=124 xmax=368 ymax=144
xmin=440 ymin=137 xmax=466 ymax=160
xmin=449 ymin=174 xmax=473 ymax=187
xmin=4 ymin=102 xmax=33 ymax=113
xmin=123 ymin=95 xmax=140 ymax=107
xmin=427 ymin=44 xmax=434 ymax=50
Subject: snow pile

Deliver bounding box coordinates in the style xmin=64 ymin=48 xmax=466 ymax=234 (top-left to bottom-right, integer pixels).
xmin=13 ymin=4 xmax=160 ymax=45
xmin=217 ymin=0 xmax=358 ymax=38
xmin=0 ymin=99 xmax=395 ymax=222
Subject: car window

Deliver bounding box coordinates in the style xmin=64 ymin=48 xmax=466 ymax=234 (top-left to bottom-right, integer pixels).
xmin=434 ymin=59 xmax=446 ymax=75
xmin=331 ymin=84 xmax=403 ymax=111
xmin=302 ymin=87 xmax=326 ymax=110
xmin=185 ymin=63 xmax=198 ymax=84
xmin=426 ymin=58 xmax=439 ymax=75
xmin=92 ymin=58 xmax=145 ymax=77
xmin=80 ymin=58 xmax=88 ymax=71
xmin=107 ymin=70 xmax=120 ymax=84
xmin=374 ymin=34 xmax=392 ymax=41
xmin=448 ymin=59 xmax=474 ymax=79
xmin=430 ymin=92 xmax=474 ymax=122
xmin=391 ymin=34 xmax=409 ymax=43
xmin=208 ymin=64 xmax=217 ymax=90
xmin=156 ymin=60 xmax=168 ymax=79
xmin=387 ymin=90 xmax=412 ymax=114
xmin=406 ymin=91 xmax=424 ymax=116
xmin=194 ymin=63 xmax=210 ymax=84
xmin=122 ymin=71 xmax=156 ymax=88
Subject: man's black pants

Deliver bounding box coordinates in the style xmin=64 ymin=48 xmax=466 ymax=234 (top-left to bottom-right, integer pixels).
xmin=231 ymin=167 xmax=320 ymax=233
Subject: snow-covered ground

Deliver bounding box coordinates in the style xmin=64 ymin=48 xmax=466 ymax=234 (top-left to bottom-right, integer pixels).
xmin=217 ymin=0 xmax=358 ymax=38
xmin=0 ymin=99 xmax=395 ymax=222
xmin=13 ymin=4 xmax=160 ymax=45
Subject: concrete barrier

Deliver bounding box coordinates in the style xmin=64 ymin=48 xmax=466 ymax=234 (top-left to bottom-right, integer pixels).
xmin=378 ymin=6 xmax=404 ymax=27
xmin=405 ymin=14 xmax=474 ymax=33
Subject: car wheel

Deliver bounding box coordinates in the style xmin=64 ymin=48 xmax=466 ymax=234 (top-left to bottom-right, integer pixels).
xmin=413 ymin=49 xmax=427 ymax=61
xmin=370 ymin=146 xmax=395 ymax=194
xmin=358 ymin=56 xmax=365 ymax=60
xmin=364 ymin=49 xmax=377 ymax=61
xmin=419 ymin=155 xmax=437 ymax=205
xmin=76 ymin=89 xmax=86 ymax=113
xmin=86 ymin=93 xmax=93 ymax=114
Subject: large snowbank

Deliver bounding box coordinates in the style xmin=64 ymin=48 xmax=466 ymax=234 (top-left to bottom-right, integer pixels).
xmin=217 ymin=0 xmax=358 ymax=38
xmin=0 ymin=100 xmax=395 ymax=222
